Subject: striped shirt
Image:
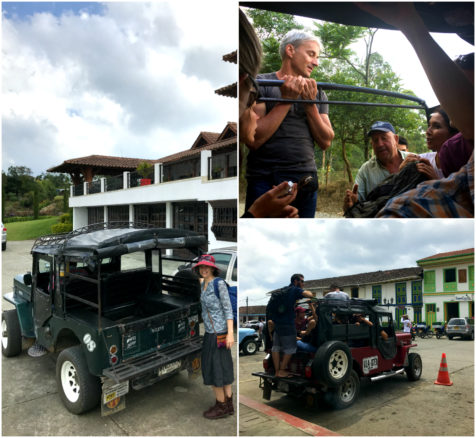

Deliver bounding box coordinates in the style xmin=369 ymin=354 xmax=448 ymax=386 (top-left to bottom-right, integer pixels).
xmin=377 ymin=152 xmax=474 ymax=218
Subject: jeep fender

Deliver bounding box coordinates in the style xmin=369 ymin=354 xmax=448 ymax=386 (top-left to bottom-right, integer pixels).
xmin=3 ymin=292 xmax=35 ymax=338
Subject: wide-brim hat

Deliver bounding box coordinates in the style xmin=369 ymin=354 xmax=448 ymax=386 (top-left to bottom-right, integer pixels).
xmin=193 ymin=254 xmax=219 ymax=272
xmin=295 ymin=306 xmax=306 ymax=313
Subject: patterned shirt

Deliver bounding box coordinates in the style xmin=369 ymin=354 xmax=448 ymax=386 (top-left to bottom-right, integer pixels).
xmin=355 ymin=150 xmax=410 ymax=201
xmin=200 ymin=278 xmax=234 ymax=334
xmin=376 ymin=152 xmax=474 ymax=218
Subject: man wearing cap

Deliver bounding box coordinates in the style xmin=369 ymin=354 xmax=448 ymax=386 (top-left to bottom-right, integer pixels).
xmin=344 ymin=121 xmax=411 ymax=210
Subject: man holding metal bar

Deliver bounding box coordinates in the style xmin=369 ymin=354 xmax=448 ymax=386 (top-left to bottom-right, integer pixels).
xmin=243 ymin=30 xmax=334 ymax=218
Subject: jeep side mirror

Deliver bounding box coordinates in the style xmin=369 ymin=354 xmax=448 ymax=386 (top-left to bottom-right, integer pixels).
xmin=24 ymin=273 xmax=32 ymax=286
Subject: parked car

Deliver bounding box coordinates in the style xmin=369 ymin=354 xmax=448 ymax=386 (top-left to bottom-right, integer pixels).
xmin=446 ymin=317 xmax=474 ymax=340
xmin=253 ymin=298 xmax=422 ymax=410
xmin=239 ymin=328 xmax=261 ymax=355
xmin=2 ymin=223 xmax=206 ymax=415
xmin=242 ymin=319 xmax=260 ymax=330
xmin=2 ymin=223 xmax=6 ymax=251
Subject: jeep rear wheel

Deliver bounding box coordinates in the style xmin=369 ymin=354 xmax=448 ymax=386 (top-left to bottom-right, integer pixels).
xmin=1 ymin=310 xmax=22 ymax=357
xmin=56 ymin=346 xmax=101 ymax=414
xmin=322 ymin=369 xmax=360 ymax=410
xmin=242 ymin=339 xmax=258 ymax=355
xmin=405 ymin=352 xmax=422 ymax=381
xmin=312 ymin=341 xmax=351 ymax=387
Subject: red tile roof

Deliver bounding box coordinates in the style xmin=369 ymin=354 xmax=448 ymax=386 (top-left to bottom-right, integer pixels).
xmin=417 ymin=248 xmax=474 ymax=262
xmin=47 ymin=156 xmax=156 ymax=174
xmin=223 ymin=51 xmax=237 ymax=64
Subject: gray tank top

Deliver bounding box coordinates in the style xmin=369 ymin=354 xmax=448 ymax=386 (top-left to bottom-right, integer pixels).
xmin=247 ymin=72 xmax=329 ymax=177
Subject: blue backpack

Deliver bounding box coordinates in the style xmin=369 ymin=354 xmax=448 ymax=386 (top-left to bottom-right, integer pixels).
xmin=213 ymin=277 xmax=237 ymax=322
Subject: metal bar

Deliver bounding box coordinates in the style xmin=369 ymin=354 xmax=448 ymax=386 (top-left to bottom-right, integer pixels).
xmin=257 ymin=79 xmax=427 ymax=106
xmin=258 ymin=97 xmax=425 ymax=110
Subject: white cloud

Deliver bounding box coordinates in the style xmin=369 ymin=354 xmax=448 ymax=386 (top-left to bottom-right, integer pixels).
xmin=2 ymin=1 xmax=237 ymax=175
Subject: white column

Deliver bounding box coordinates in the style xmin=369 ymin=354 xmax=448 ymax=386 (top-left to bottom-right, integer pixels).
xmin=200 ymin=150 xmax=212 ymax=182
xmin=154 ymin=163 xmax=163 ymax=184
xmin=124 ymin=171 xmax=130 ymax=189
xmin=101 ymin=178 xmax=106 ymax=192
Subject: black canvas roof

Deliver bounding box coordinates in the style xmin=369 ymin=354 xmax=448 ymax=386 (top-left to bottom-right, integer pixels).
xmin=241 ymin=2 xmax=474 ymax=45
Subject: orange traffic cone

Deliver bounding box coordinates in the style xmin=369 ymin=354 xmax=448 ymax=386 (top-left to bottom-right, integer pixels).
xmin=434 ymin=353 xmax=453 ymax=386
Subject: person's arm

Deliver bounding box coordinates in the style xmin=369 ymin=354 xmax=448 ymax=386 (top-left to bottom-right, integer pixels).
xmin=247 ymin=75 xmax=306 ymax=150
xmin=226 ymin=319 xmax=234 ymax=349
xmin=357 ymin=2 xmax=474 ymax=140
xmin=302 ymin=290 xmax=314 ymax=299
xmin=301 ymin=79 xmax=334 ymax=150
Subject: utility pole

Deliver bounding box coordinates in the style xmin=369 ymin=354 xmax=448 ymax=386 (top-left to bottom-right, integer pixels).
xmin=246 ymin=296 xmax=249 ymax=322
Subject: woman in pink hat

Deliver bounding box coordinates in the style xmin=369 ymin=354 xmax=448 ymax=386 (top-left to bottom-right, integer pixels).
xmin=193 ymin=254 xmax=235 ymax=420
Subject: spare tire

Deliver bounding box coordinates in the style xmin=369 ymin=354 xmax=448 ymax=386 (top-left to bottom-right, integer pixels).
xmin=312 ymin=340 xmax=352 ymax=387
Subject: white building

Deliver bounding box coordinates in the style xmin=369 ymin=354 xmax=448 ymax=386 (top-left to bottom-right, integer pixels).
xmin=49 ymin=123 xmax=237 ymax=252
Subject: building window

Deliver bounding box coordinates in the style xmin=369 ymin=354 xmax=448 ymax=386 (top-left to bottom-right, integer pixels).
xmin=458 ymin=269 xmax=467 ymax=283
xmin=210 ymin=203 xmax=237 ymax=243
xmin=443 ymin=268 xmax=457 ymax=292
xmin=372 ymin=285 xmax=382 ymax=303
xmin=351 ymin=287 xmax=358 ymax=298
xmin=173 ymin=202 xmax=208 ymax=234
xmin=163 ymin=158 xmax=200 ymax=182
xmin=108 ymin=205 xmax=129 ymax=222
xmin=88 ymin=207 xmax=104 ymax=225
xmin=423 ymin=270 xmax=436 ymax=293
xmin=134 ymin=204 xmax=166 ymax=227
xmin=469 ymin=266 xmax=474 ymax=291
xmin=395 ymin=282 xmax=407 ymax=305
xmin=208 ymin=149 xmax=237 ymax=180
xmin=411 ymin=281 xmax=422 ymax=305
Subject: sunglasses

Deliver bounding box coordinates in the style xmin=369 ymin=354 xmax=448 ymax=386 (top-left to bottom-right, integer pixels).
xmin=245 ymin=74 xmax=261 ymax=108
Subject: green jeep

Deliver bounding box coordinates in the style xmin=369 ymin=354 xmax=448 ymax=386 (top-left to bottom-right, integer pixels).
xmin=1 ymin=223 xmax=206 ymax=415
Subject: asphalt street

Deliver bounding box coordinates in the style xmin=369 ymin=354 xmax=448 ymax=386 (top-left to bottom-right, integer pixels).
xmin=2 ymin=240 xmax=237 ymax=436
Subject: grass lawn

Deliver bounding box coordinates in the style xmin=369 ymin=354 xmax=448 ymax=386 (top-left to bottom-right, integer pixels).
xmin=6 ymin=217 xmax=59 ymax=241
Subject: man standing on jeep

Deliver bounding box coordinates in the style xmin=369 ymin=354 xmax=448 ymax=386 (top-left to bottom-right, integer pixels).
xmin=244 ymin=29 xmax=334 ymax=218
xmin=267 ymin=274 xmax=314 ymax=377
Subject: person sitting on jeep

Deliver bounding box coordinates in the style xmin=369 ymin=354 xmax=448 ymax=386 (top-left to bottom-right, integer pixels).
xmin=267 ymin=274 xmax=314 ymax=377
xmin=296 ymin=302 xmax=318 ymax=353
xmin=324 ymin=284 xmax=350 ymax=300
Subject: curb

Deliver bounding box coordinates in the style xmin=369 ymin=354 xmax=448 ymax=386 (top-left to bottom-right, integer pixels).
xmin=240 ymin=395 xmax=340 ymax=436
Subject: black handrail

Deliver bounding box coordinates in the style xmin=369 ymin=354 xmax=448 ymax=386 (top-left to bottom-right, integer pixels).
xmin=257 ymin=79 xmax=430 ymax=120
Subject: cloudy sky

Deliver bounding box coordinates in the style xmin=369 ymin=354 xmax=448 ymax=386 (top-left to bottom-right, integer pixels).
xmin=238 ymin=220 xmax=475 ymax=307
xmin=2 ymin=1 xmax=237 ymax=176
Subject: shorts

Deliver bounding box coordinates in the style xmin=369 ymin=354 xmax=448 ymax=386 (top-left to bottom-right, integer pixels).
xmin=271 ymin=331 xmax=297 ymax=355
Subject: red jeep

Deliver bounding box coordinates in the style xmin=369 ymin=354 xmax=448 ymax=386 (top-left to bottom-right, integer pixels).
xmin=253 ymin=298 xmax=422 ymax=409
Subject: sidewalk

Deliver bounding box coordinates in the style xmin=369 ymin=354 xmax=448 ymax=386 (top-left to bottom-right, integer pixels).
xmin=239 ymin=395 xmax=339 ymax=436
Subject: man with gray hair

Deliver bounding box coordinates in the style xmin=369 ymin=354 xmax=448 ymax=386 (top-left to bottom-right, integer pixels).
xmin=244 ymin=29 xmax=335 ymax=218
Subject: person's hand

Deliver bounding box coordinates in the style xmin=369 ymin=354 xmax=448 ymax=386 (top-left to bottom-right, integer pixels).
xmin=343 ymin=183 xmax=358 ymax=210
xmin=247 ymin=181 xmax=299 ymax=218
xmin=280 ymin=74 xmax=305 ymax=100
xmin=355 ymin=2 xmax=421 ymax=31
xmin=416 ymin=158 xmax=439 ymax=180
xmin=398 ymin=154 xmax=419 ymax=171
xmin=301 ymin=78 xmax=318 ymax=102
xmin=226 ymin=332 xmax=234 ymax=350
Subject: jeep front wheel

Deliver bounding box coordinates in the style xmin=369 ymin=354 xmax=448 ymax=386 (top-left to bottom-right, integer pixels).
xmin=1 ymin=310 xmax=22 ymax=357
xmin=322 ymin=369 xmax=360 ymax=410
xmin=405 ymin=352 xmax=422 ymax=381
xmin=56 ymin=345 xmax=101 ymax=414
xmin=312 ymin=340 xmax=351 ymax=387
xmin=242 ymin=339 xmax=258 ymax=355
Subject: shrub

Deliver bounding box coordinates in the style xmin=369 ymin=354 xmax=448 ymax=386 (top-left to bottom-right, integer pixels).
xmin=51 ymin=222 xmax=73 ymax=234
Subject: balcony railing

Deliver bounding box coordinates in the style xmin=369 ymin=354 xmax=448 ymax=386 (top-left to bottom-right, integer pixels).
xmin=105 ymin=174 xmax=123 ymax=192
xmin=73 ymin=184 xmax=84 ymax=196
xmin=88 ymin=180 xmax=101 ymax=194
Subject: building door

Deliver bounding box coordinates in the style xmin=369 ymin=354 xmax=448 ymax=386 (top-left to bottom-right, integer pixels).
xmin=395 ymin=307 xmax=407 ymax=329
xmin=425 ymin=303 xmax=437 ymax=326
xmin=445 ymin=302 xmax=459 ymax=320
xmin=173 ymin=201 xmax=208 ymax=255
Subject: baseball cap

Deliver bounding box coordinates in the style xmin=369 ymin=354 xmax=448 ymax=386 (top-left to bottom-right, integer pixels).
xmin=367 ymin=121 xmax=396 ymax=137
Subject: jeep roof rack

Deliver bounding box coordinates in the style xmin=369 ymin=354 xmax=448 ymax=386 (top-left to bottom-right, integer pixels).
xmin=32 ymin=222 xmax=207 ymax=258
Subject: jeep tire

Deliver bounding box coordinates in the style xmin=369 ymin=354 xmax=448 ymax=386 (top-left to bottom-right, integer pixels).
xmin=56 ymin=345 xmax=101 ymax=414
xmin=322 ymin=369 xmax=360 ymax=410
xmin=405 ymin=352 xmax=422 ymax=381
xmin=242 ymin=339 xmax=258 ymax=355
xmin=1 ymin=310 xmax=22 ymax=357
xmin=312 ymin=340 xmax=351 ymax=387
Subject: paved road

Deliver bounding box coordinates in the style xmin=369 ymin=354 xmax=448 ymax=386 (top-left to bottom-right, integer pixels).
xmin=2 ymin=240 xmax=237 ymax=436
xmin=239 ymin=338 xmax=474 ymax=436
